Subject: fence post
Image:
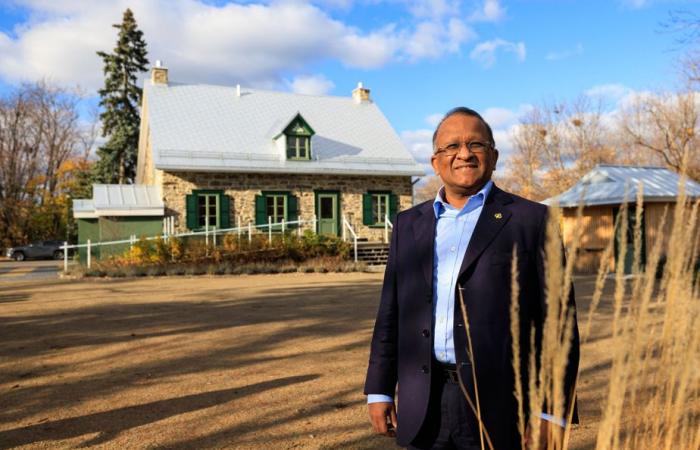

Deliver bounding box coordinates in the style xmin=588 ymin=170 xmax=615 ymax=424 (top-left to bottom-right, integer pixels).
xmin=312 ymin=214 xmax=317 ymax=235
xmin=297 ymin=218 xmax=302 ymax=237
xmin=87 ymin=239 xmax=91 ymax=269
xmin=342 ymin=215 xmax=346 ymax=241
xmin=237 ymin=216 xmax=241 ymax=243
xmin=248 ymin=221 xmax=252 ymax=244
xmin=282 ymin=218 xmax=286 ymax=235
xmin=63 ymin=241 xmax=68 ymax=273
xmin=205 ymin=224 xmax=209 ymax=248
xmin=213 ymin=226 xmax=217 ymax=247
xmin=268 ymin=216 xmax=272 ymax=245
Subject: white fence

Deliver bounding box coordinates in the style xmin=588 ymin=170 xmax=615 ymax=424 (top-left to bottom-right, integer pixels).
xmin=60 ymin=216 xmax=363 ymax=271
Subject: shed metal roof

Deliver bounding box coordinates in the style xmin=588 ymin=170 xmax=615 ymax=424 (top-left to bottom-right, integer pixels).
xmin=145 ymin=82 xmax=424 ymax=177
xmin=73 ymin=185 xmax=164 ymax=218
xmin=543 ymin=165 xmax=700 ymax=207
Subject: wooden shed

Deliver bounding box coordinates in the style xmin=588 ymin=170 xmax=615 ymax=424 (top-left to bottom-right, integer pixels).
xmin=544 ymin=165 xmax=700 ymax=274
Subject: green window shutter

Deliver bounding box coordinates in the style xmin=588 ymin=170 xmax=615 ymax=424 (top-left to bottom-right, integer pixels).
xmin=389 ymin=193 xmax=398 ymax=222
xmin=220 ymin=194 xmax=231 ymax=229
xmin=362 ymin=193 xmax=373 ymax=226
xmin=255 ymin=195 xmax=266 ymax=225
xmin=287 ymin=194 xmax=299 ymax=227
xmin=186 ymin=194 xmax=197 ymax=230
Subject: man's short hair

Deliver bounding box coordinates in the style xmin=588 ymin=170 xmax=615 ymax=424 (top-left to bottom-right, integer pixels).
xmin=431 ymin=107 xmax=495 ymax=152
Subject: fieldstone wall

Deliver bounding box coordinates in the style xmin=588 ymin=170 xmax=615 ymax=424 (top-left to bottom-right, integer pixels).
xmin=161 ymin=171 xmax=414 ymax=241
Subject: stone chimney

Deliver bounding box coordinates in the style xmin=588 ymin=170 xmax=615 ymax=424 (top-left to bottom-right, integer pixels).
xmin=151 ymin=60 xmax=168 ymax=85
xmin=352 ymin=82 xmax=371 ymax=104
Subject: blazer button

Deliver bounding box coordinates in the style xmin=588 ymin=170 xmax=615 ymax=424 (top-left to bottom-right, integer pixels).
xmin=422 ymin=329 xmax=430 ymax=337
xmin=456 ymin=322 xmax=463 ymax=328
xmin=421 ymin=365 xmax=429 ymax=374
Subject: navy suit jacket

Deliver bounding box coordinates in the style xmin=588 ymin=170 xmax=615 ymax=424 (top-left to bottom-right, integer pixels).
xmin=364 ymin=185 xmax=580 ymax=449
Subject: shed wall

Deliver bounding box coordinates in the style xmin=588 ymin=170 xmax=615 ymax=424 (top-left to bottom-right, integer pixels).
xmin=562 ymin=206 xmax=615 ymax=273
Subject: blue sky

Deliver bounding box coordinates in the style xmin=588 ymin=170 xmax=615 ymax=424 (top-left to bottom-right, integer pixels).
xmin=0 ymin=0 xmax=697 ymax=165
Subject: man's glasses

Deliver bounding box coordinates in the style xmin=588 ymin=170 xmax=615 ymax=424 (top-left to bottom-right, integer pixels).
xmin=434 ymin=141 xmax=493 ymax=157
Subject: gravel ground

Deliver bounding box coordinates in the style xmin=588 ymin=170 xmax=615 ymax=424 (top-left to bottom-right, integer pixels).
xmin=0 ymin=273 xmax=610 ymax=449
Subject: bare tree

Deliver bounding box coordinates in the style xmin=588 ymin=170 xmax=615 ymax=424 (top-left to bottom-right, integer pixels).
xmin=620 ymin=91 xmax=699 ymax=180
xmin=503 ymin=97 xmax=617 ymax=200
xmin=414 ymin=175 xmax=442 ymax=204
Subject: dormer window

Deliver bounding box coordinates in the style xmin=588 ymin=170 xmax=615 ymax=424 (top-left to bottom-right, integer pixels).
xmin=287 ymin=134 xmax=310 ymax=160
xmin=281 ymin=114 xmax=314 ymax=161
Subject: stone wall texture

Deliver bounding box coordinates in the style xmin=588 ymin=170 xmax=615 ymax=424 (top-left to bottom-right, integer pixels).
xmin=161 ymin=171 xmax=414 ymax=241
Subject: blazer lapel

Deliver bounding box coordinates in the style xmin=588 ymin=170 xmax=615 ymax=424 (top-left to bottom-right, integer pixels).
xmin=458 ymin=186 xmax=513 ymax=278
xmin=411 ymin=202 xmax=436 ymax=289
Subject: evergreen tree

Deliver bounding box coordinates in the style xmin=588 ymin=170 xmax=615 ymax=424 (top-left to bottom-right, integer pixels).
xmin=95 ymin=8 xmax=148 ymax=184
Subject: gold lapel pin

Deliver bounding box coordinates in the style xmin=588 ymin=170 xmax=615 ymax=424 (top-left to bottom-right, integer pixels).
xmin=494 ymin=213 xmax=503 ymax=219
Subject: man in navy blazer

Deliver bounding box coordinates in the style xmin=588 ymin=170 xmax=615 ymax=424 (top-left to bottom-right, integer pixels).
xmin=364 ymin=107 xmax=579 ymax=449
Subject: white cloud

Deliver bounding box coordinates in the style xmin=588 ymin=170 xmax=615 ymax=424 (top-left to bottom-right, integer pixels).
xmin=470 ymin=38 xmax=526 ymax=68
xmin=401 ymin=128 xmax=434 ymax=165
xmin=0 ymin=0 xmax=477 ymax=92
xmin=287 ymin=74 xmax=335 ymax=96
xmin=470 ymin=0 xmax=506 ymax=22
xmin=409 ymin=0 xmax=461 ymax=20
xmin=403 ymin=19 xmax=475 ymax=61
xmin=545 ymin=43 xmax=583 ymax=61
xmin=585 ymin=83 xmax=632 ymax=102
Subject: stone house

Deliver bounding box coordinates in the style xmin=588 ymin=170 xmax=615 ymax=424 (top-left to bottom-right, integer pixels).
xmin=137 ymin=64 xmax=424 ymax=240
xmin=75 ymin=64 xmax=423 ymax=245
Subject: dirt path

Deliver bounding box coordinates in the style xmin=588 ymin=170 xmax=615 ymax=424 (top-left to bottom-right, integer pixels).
xmin=0 ymin=273 xmax=610 ymax=449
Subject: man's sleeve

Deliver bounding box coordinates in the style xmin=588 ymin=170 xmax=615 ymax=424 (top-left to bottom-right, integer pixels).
xmin=364 ymin=212 xmax=400 ymax=397
xmin=367 ymin=394 xmax=394 ymax=404
xmin=535 ymin=208 xmax=580 ymax=424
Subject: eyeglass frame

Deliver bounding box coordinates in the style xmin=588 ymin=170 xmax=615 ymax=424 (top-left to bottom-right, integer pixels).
xmin=433 ymin=140 xmax=495 ymax=157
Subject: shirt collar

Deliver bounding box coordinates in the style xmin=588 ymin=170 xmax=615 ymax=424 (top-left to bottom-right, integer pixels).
xmin=432 ymin=180 xmax=493 ymax=219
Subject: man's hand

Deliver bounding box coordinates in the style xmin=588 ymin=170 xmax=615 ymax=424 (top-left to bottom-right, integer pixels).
xmin=368 ymin=402 xmax=397 ymax=437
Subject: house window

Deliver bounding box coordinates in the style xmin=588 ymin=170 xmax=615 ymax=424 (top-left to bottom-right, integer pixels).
xmin=363 ymin=191 xmax=398 ymax=227
xmin=371 ymin=193 xmax=390 ymax=225
xmin=198 ymin=193 xmax=219 ymax=228
xmin=287 ymin=135 xmax=310 ymax=160
xmin=255 ymin=191 xmax=299 ymax=229
xmin=185 ymin=190 xmax=231 ymax=230
xmin=266 ymin=194 xmax=287 ymax=224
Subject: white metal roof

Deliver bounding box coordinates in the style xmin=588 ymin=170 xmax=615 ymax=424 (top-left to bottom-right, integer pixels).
xmin=72 ymin=199 xmax=97 ymax=219
xmin=543 ymin=165 xmax=700 ymax=207
xmin=73 ymin=184 xmax=164 ymax=218
xmin=145 ymin=82 xmax=424 ymax=177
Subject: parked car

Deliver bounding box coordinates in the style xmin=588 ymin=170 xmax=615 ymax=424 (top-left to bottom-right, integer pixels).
xmin=5 ymin=240 xmax=71 ymax=261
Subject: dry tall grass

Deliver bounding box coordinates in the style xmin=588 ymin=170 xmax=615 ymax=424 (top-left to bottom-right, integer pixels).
xmin=459 ymin=175 xmax=700 ymax=450
xmin=536 ymin=181 xmax=698 ymax=450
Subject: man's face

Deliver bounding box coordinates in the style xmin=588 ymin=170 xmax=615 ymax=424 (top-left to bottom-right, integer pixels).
xmin=431 ymin=114 xmax=499 ymax=197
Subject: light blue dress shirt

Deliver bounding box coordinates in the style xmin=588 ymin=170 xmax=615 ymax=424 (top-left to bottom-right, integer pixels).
xmin=367 ymin=181 xmax=492 ymax=405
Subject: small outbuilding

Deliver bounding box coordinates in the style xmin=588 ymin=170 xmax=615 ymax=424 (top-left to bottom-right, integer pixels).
xmin=544 ymin=164 xmax=700 ymax=274
xmin=73 ymin=184 xmax=165 ymax=260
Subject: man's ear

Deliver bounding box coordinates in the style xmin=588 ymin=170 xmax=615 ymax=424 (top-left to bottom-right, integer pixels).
xmin=492 ymin=149 xmax=499 ymax=170
xmin=430 ymin=154 xmax=440 ymax=175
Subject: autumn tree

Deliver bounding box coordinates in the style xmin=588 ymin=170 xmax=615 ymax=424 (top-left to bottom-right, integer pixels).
xmin=0 ymin=82 xmax=95 ymax=249
xmin=94 ymin=8 xmax=148 ymax=184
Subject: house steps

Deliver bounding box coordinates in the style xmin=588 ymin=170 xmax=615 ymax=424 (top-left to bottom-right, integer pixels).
xmin=356 ymin=241 xmax=390 ymax=265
